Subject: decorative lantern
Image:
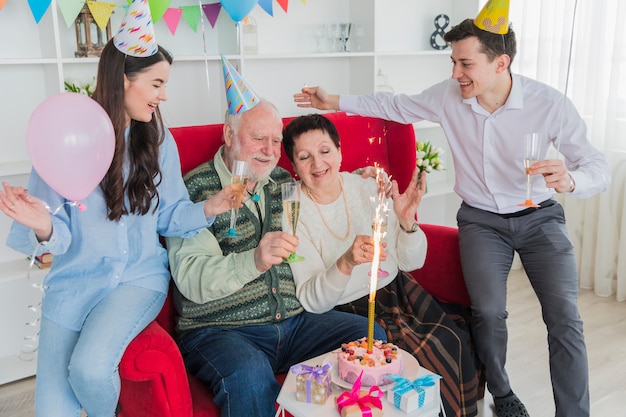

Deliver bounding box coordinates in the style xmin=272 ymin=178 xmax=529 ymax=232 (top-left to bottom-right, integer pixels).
xmin=241 ymin=17 xmax=258 ymax=54
xmin=74 ymin=4 xmax=113 ymax=58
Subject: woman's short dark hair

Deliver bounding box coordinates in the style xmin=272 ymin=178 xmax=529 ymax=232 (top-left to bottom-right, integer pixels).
xmin=283 ymin=114 xmax=341 ymax=164
xmin=444 ymin=18 xmax=517 ymax=69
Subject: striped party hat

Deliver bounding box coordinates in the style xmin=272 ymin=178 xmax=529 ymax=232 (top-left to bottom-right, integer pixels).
xmin=474 ymin=0 xmax=510 ymax=35
xmin=113 ymin=0 xmax=157 ymax=57
xmin=221 ymin=54 xmax=260 ymax=115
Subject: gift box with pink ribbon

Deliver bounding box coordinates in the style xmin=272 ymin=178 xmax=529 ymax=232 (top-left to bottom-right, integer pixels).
xmin=336 ymin=371 xmax=384 ymax=417
xmin=290 ymin=363 xmax=332 ymax=405
xmin=385 ymin=372 xmax=442 ymax=415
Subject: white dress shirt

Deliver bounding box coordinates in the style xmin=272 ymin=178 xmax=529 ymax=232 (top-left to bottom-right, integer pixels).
xmin=340 ymin=74 xmax=610 ymax=214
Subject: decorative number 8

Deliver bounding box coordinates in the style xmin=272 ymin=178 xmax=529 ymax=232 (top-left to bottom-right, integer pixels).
xmin=430 ymin=14 xmax=450 ymax=50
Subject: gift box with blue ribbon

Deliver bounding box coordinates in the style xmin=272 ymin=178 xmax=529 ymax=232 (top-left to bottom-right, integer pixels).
xmin=290 ymin=363 xmax=332 ymax=405
xmin=385 ymin=371 xmax=442 ymax=414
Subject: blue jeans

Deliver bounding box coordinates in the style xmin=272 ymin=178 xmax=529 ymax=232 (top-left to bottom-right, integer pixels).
xmin=35 ymin=285 xmax=165 ymax=417
xmin=458 ymin=201 xmax=589 ymax=417
xmin=179 ymin=310 xmax=385 ymax=417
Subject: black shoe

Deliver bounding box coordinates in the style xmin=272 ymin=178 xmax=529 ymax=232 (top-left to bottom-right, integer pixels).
xmin=493 ymin=392 xmax=529 ymax=417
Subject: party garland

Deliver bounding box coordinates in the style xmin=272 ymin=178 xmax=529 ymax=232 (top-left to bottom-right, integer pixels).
xmin=4 ymin=0 xmax=307 ymax=31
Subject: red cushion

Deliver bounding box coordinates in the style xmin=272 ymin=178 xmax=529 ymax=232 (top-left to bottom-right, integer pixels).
xmin=410 ymin=224 xmax=471 ymax=306
xmin=119 ymin=321 xmax=194 ymax=417
xmin=171 ymin=112 xmax=416 ymax=192
xmin=169 ymin=124 xmax=224 ymax=176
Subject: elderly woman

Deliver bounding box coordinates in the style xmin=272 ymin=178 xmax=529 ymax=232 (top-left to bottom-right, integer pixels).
xmin=283 ymin=114 xmax=480 ymax=417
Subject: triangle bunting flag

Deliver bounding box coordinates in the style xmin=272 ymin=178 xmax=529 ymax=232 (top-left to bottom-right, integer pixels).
xmin=277 ymin=0 xmax=288 ymax=14
xmin=28 ymin=0 xmax=52 ymax=23
xmin=57 ymin=0 xmax=85 ymax=28
xmin=258 ymin=0 xmax=273 ymax=16
xmin=202 ymin=2 xmax=221 ymax=28
xmin=87 ymin=1 xmax=116 ymax=32
xmin=162 ymin=7 xmax=182 ymax=35
xmin=180 ymin=5 xmax=201 ymax=33
xmin=149 ymin=0 xmax=171 ymax=23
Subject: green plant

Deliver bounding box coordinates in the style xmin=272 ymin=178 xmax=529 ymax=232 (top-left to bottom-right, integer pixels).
xmin=416 ymin=140 xmax=445 ymax=173
xmin=64 ymin=78 xmax=96 ymax=97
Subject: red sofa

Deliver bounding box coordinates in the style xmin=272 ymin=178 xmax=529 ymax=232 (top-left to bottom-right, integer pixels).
xmin=117 ymin=112 xmax=472 ymax=417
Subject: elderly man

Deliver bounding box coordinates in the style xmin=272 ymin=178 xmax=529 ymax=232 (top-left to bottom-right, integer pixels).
xmin=166 ymin=100 xmax=383 ymax=417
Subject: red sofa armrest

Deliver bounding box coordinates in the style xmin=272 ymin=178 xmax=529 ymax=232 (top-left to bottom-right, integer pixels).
xmin=118 ymin=321 xmax=197 ymax=417
xmin=409 ymin=223 xmax=471 ymax=307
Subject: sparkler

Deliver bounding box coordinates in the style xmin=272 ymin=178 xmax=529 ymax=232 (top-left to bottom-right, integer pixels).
xmin=367 ymin=166 xmax=388 ymax=353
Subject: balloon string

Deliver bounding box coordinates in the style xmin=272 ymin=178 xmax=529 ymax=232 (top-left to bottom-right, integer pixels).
xmin=556 ymin=0 xmax=578 ymax=154
xmin=198 ymin=0 xmax=211 ymax=106
xmin=20 ymin=199 xmax=78 ymax=361
xmin=236 ymin=22 xmax=241 ymax=54
xmin=43 ymin=200 xmax=82 ymax=216
xmin=21 ymin=242 xmax=48 ymax=361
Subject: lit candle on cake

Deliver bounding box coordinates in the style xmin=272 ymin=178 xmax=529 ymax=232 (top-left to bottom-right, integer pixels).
xmin=367 ymin=167 xmax=387 ymax=353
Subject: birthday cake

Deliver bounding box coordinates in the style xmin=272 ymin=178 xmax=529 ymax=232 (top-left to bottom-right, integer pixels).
xmin=337 ymin=338 xmax=402 ymax=386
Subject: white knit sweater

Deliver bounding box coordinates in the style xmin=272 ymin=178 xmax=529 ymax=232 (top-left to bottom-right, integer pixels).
xmin=290 ymin=172 xmax=427 ymax=313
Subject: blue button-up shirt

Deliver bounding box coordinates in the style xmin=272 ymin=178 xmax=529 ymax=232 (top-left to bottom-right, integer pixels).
xmin=7 ymin=129 xmax=212 ymax=330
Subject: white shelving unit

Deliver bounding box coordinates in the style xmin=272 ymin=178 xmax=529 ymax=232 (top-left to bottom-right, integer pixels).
xmin=0 ymin=0 xmax=477 ymax=383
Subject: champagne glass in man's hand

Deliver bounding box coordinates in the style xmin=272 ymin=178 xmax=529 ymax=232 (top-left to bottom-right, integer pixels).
xmin=222 ymin=160 xmax=249 ymax=238
xmin=519 ymin=133 xmax=541 ymax=208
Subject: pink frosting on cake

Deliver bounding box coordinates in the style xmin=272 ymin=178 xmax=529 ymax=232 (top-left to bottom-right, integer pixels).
xmin=337 ymin=338 xmax=402 ymax=386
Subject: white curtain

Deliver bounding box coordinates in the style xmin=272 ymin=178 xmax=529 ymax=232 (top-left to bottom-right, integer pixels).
xmin=509 ymin=0 xmax=626 ymax=301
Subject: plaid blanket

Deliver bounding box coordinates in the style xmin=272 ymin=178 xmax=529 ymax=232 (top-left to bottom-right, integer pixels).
xmin=335 ymin=271 xmax=481 ymax=417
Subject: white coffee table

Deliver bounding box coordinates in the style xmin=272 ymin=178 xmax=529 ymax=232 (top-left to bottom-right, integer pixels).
xmin=275 ymin=351 xmax=442 ymax=417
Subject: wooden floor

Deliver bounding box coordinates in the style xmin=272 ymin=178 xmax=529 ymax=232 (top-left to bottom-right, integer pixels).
xmin=477 ymin=268 xmax=626 ymax=416
xmin=1 ymin=268 xmax=624 ymax=416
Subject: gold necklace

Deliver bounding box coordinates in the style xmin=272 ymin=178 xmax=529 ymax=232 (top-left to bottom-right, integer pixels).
xmin=303 ymin=178 xmax=351 ymax=241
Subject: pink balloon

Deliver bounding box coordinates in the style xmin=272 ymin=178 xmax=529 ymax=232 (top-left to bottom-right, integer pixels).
xmin=26 ymin=93 xmax=115 ymax=202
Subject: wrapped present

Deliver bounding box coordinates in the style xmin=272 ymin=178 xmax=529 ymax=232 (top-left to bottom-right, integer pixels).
xmin=385 ymin=373 xmax=442 ymax=414
xmin=290 ymin=363 xmax=332 ymax=405
xmin=336 ymin=371 xmax=384 ymax=417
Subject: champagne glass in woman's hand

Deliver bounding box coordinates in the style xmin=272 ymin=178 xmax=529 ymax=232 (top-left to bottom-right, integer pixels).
xmin=519 ymin=133 xmax=541 ymax=208
xmin=222 ymin=160 xmax=249 ymax=238
xmin=281 ymin=181 xmax=304 ymax=263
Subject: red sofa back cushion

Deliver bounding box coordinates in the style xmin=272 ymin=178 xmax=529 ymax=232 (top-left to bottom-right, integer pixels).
xmin=169 ymin=112 xmax=416 ymax=191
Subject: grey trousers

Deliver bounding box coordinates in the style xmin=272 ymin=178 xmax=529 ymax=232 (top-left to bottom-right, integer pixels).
xmin=457 ymin=201 xmax=590 ymax=417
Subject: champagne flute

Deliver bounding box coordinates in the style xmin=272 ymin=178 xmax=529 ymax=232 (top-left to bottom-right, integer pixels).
xmin=281 ymin=181 xmax=304 ymax=263
xmin=338 ymin=23 xmax=351 ymax=52
xmin=519 ymin=133 xmax=541 ymax=208
xmin=222 ymin=160 xmax=249 ymax=238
